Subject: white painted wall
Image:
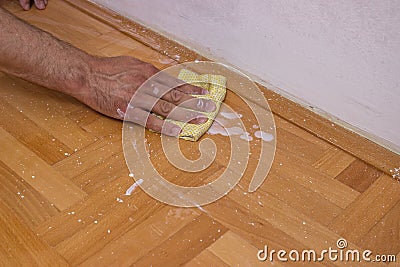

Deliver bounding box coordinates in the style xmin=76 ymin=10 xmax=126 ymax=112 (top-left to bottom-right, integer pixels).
xmin=94 ymin=0 xmax=400 ymax=152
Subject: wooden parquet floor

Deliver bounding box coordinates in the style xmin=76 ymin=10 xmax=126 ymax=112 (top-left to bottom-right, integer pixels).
xmin=1 ymin=1 xmax=400 ymax=266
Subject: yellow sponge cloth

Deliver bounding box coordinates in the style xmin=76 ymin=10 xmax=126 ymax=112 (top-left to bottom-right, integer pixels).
xmin=166 ymin=69 xmax=227 ymax=141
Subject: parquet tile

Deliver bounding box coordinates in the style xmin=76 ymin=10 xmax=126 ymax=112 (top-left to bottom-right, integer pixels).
xmin=360 ymin=201 xmax=400 ymax=255
xmin=329 ymin=174 xmax=400 ymax=245
xmin=335 ymin=159 xmax=382 ymax=193
xmin=0 ymin=161 xmax=59 ymax=229
xmin=0 ymin=127 xmax=87 ymax=211
xmin=185 ymin=249 xmax=230 ymax=267
xmin=0 ymin=203 xmax=68 ymax=266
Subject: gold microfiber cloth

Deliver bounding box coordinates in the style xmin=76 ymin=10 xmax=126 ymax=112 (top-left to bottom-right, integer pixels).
xmin=166 ymin=69 xmax=227 ymax=141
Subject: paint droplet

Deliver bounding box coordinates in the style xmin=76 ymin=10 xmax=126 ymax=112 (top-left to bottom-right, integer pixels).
xmin=220 ymin=111 xmax=243 ymax=119
xmin=240 ymin=132 xmax=253 ymax=141
xmin=208 ymin=123 xmax=246 ymax=137
xmin=125 ymin=179 xmax=144 ymax=196
xmin=254 ymin=131 xmax=274 ymax=142
xmin=158 ymin=58 xmax=175 ymax=65
xmin=116 ymin=108 xmax=125 ymax=118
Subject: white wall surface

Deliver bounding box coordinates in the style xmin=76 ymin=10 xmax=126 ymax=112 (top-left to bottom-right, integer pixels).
xmin=93 ymin=0 xmax=400 ymax=153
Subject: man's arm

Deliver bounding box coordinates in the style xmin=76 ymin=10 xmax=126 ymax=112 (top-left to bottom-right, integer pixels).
xmin=0 ymin=7 xmax=215 ymax=136
xmin=0 ymin=7 xmax=90 ymax=99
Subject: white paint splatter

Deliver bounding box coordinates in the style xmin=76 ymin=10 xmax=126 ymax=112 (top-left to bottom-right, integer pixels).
xmin=125 ymin=179 xmax=144 ymax=196
xmin=220 ymin=112 xmax=243 ymax=119
xmin=207 ymin=122 xmax=228 ymax=136
xmin=240 ymin=132 xmax=253 ymax=141
xmin=153 ymin=87 xmax=159 ymax=95
xmin=197 ymin=99 xmax=204 ymax=109
xmin=207 ymin=123 xmax=245 ymax=137
xmin=116 ymin=197 xmax=124 ymax=203
xmin=390 ymin=167 xmax=400 ymax=182
xmin=158 ymin=58 xmax=175 ymax=65
xmin=132 ymin=140 xmax=138 ymax=155
xmin=116 ymin=108 xmax=125 ymax=118
xmin=226 ymin=126 xmax=246 ymax=135
xmin=254 ymin=131 xmax=274 ymax=142
xmin=195 ymin=204 xmax=207 ymax=213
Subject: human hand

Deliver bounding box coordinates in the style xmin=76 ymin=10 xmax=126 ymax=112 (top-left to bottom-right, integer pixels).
xmin=78 ymin=56 xmax=216 ymax=136
xmin=19 ymin=0 xmax=48 ymax=10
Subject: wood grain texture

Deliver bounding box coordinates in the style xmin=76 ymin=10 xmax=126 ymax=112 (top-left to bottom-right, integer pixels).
xmin=63 ymin=0 xmax=400 ymax=175
xmin=329 ymin=174 xmax=400 ymax=243
xmin=0 ymin=203 xmax=68 ymax=266
xmin=0 ymin=128 xmax=87 ymax=211
xmin=0 ymin=0 xmax=399 ymax=265
xmin=335 ymin=159 xmax=382 ymax=193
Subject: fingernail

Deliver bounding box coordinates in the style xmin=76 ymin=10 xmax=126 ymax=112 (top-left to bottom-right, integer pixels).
xmin=38 ymin=2 xmax=45 ymax=9
xmin=23 ymin=4 xmax=30 ymax=10
xmin=168 ymin=126 xmax=181 ymax=136
xmin=205 ymin=100 xmax=216 ymax=112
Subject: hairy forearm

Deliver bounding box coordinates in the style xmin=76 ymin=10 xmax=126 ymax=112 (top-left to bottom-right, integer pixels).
xmin=0 ymin=6 xmax=213 ymax=135
xmin=0 ymin=7 xmax=92 ymax=97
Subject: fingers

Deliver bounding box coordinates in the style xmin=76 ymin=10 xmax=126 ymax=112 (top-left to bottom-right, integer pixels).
xmin=162 ymin=89 xmax=216 ymax=113
xmin=125 ymin=108 xmax=182 ymax=137
xmin=130 ymin=93 xmax=208 ymax=124
xmin=20 ymin=0 xmax=47 ymax=10
xmin=33 ymin=0 xmax=46 ymax=9
xmin=19 ymin=0 xmax=30 ymax=10
xmin=154 ymin=72 xmax=208 ymax=95
xmin=153 ymin=99 xmax=208 ymax=124
xmin=141 ymin=82 xmax=216 ymax=113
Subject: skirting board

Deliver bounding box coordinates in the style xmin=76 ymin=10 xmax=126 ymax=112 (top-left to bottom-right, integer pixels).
xmin=64 ymin=0 xmax=400 ymax=176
